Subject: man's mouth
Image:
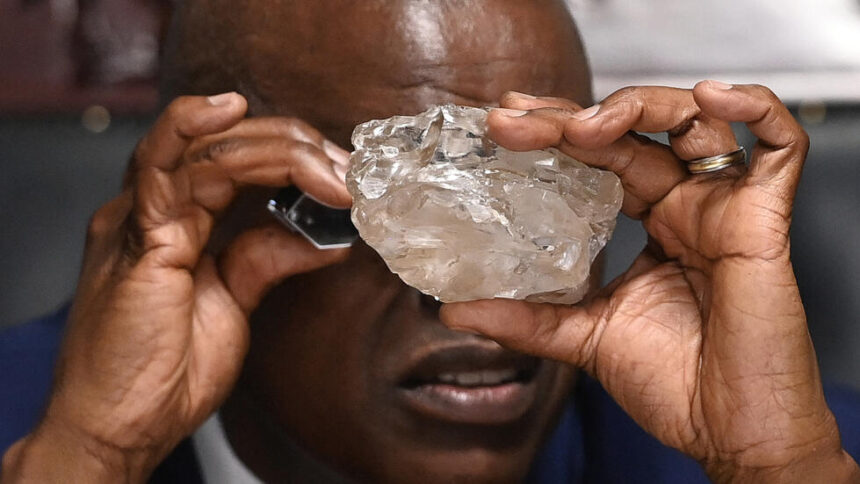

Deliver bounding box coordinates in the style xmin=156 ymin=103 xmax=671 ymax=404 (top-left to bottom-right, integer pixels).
xmin=396 ymin=344 xmax=543 ymax=425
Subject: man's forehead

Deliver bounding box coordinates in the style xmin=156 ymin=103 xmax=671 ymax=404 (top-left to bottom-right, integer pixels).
xmin=268 ymin=3 xmax=576 ymax=74
xmin=253 ymin=59 xmax=570 ymax=148
xmin=234 ymin=0 xmax=589 ymax=142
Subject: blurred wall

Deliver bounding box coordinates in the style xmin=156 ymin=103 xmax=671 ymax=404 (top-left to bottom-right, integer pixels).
xmin=0 ymin=117 xmax=150 ymax=326
xmin=0 ymin=0 xmax=165 ymax=114
xmin=572 ymin=0 xmax=860 ymax=103
xmin=0 ymin=0 xmax=164 ymax=324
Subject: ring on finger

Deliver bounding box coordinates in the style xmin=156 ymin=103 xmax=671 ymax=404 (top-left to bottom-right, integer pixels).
xmin=687 ymin=147 xmax=747 ymax=174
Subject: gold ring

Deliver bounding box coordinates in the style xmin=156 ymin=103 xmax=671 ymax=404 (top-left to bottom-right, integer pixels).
xmin=687 ymin=147 xmax=746 ymax=174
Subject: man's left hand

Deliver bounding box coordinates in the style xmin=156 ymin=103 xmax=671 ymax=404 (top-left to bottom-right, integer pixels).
xmin=441 ymin=82 xmax=860 ymax=482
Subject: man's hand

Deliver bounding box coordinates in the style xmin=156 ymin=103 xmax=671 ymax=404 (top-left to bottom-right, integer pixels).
xmin=1 ymin=93 xmax=352 ymax=482
xmin=441 ymin=82 xmax=860 ymax=482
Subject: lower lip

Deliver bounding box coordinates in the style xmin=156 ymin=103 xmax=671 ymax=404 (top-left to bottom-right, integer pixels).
xmin=397 ymin=380 xmax=537 ymax=425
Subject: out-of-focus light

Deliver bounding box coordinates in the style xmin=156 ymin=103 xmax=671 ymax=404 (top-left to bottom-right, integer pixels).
xmin=82 ymin=105 xmax=111 ymax=133
xmin=798 ymin=101 xmax=827 ymax=125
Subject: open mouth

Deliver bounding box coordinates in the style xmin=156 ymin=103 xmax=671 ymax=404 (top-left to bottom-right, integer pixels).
xmin=396 ymin=344 xmax=543 ymax=425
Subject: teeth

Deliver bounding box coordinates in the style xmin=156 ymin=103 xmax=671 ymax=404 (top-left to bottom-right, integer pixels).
xmin=438 ymin=373 xmax=457 ymax=384
xmin=456 ymin=372 xmax=483 ymax=386
xmin=435 ymin=369 xmax=520 ymax=387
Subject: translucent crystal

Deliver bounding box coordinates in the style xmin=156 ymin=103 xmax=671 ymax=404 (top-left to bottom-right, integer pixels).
xmin=346 ymin=105 xmax=623 ymax=304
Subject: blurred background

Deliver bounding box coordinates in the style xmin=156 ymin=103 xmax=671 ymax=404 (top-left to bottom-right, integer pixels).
xmin=1 ymin=0 xmax=859 ymax=387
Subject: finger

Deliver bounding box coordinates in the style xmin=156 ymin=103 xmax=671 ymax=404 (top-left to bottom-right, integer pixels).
xmin=185 ymin=117 xmax=352 ymax=169
xmin=440 ymin=299 xmax=602 ymax=371
xmin=78 ymin=191 xmax=134 ymax=296
xmin=191 ymin=254 xmax=251 ymax=404
xmin=85 ymin=190 xmax=133 ymax=253
xmin=130 ymin=119 xmax=349 ymax=273
xmin=487 ymin=106 xmax=574 ymax=150
xmin=488 ymin=107 xmax=687 ymax=219
xmin=491 ymin=87 xmax=738 ymax=159
xmin=185 ymin=135 xmax=351 ymax=210
xmin=693 ymin=81 xmax=809 ymax=195
xmin=561 ymin=133 xmax=688 ymax=219
xmin=132 ymin=93 xmax=247 ymax=172
xmin=489 ymin=85 xmax=746 ymax=218
xmin=499 ymin=91 xmax=583 ymax=111
xmin=564 ymin=86 xmax=739 ymax=159
xmin=219 ymin=223 xmax=350 ymax=314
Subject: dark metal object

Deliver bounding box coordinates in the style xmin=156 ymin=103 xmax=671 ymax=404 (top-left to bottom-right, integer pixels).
xmin=267 ymin=186 xmax=358 ymax=250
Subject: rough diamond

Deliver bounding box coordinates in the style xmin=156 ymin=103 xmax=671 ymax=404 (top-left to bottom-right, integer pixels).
xmin=346 ymin=104 xmax=623 ymax=304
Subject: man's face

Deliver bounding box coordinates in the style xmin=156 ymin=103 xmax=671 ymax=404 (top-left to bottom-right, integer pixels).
xmin=220 ymin=1 xmax=593 ymax=481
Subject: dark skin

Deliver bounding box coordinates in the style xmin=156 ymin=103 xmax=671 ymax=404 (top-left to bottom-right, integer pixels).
xmin=3 ymin=1 xmax=859 ymax=483
xmin=5 ymin=2 xmax=587 ymax=482
xmin=209 ymin=2 xmax=588 ymax=481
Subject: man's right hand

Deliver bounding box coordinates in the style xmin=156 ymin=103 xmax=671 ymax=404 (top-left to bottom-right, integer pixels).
xmin=1 ymin=93 xmax=352 ymax=482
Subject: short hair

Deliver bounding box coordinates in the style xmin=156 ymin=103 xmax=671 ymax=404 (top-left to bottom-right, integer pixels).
xmin=160 ymin=0 xmax=240 ymax=103
xmin=161 ymin=0 xmax=584 ymax=107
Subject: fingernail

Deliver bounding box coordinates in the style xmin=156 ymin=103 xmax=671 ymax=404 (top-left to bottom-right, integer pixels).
xmin=333 ymin=163 xmax=348 ymax=183
xmin=508 ymin=91 xmax=537 ymax=100
xmin=707 ymin=80 xmax=734 ymax=90
xmin=207 ymin=92 xmax=238 ymax=106
xmin=492 ymin=108 xmax=528 ymax=118
xmin=323 ymin=140 xmax=351 ymax=167
xmin=572 ymin=104 xmax=600 ymax=120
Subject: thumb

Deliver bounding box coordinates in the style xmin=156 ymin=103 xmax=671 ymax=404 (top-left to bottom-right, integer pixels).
xmin=219 ymin=223 xmax=350 ymax=315
xmin=439 ymin=299 xmax=604 ymax=371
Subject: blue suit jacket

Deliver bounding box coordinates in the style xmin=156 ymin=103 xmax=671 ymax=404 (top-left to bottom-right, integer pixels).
xmin=3 ymin=306 xmax=860 ymax=483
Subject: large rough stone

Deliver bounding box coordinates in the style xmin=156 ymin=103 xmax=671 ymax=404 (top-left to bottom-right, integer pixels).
xmin=346 ymin=105 xmax=623 ymax=304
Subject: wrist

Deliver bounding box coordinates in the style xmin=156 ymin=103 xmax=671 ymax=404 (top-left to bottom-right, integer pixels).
xmin=1 ymin=417 xmax=154 ymax=483
xmin=707 ymin=448 xmax=860 ymax=483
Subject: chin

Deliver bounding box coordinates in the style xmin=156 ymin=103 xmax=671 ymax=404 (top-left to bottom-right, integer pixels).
xmin=377 ymin=448 xmax=535 ymax=484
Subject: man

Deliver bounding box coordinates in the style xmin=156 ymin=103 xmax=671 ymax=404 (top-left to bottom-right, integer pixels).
xmin=2 ymin=0 xmax=859 ymax=482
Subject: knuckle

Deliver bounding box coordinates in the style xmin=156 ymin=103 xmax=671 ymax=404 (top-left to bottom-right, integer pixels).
xmin=749 ymin=84 xmax=779 ymax=101
xmin=286 ymin=142 xmax=328 ymax=183
xmin=199 ymin=137 xmax=240 ymax=163
xmin=86 ymin=209 xmax=112 ymax=240
xmin=162 ymin=100 xmax=186 ymax=126
xmin=132 ymin=96 xmax=200 ymax=168
xmin=291 ymin=140 xmax=323 ymax=160
xmin=667 ymin=118 xmax=696 ymax=138
xmin=161 ymin=95 xmax=202 ymax=133
xmin=86 ymin=196 xmax=126 ymax=241
xmin=793 ymin=129 xmax=811 ymax=154
xmin=542 ymin=106 xmax=576 ymax=117
xmin=614 ymin=138 xmax=640 ymax=175
xmin=615 ymin=86 xmax=646 ymax=104
xmin=276 ymin=116 xmax=303 ymax=131
xmin=265 ymin=116 xmax=295 ymax=133
xmin=612 ymin=90 xmax=647 ymax=116
xmin=164 ymin=96 xmax=195 ymax=119
xmin=499 ymin=91 xmax=522 ymax=106
xmin=281 ymin=117 xmax=322 ymax=143
xmin=794 ymin=125 xmax=811 ymax=145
